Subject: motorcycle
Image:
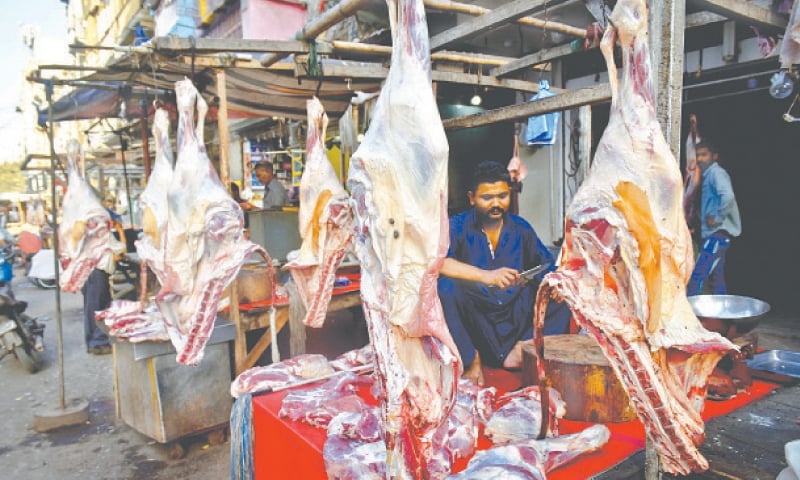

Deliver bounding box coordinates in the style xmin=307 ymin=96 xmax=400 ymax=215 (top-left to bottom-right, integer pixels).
xmin=0 ymin=253 xmax=45 ymax=373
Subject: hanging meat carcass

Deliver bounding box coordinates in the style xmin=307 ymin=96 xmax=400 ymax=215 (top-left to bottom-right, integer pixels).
xmin=157 ymin=78 xmax=270 ymax=365
xmin=97 ymin=107 xmax=174 ymax=342
xmin=533 ymin=0 xmax=736 ymax=474
xmin=346 ymin=0 xmax=460 ymax=476
xmin=780 ymin=0 xmax=800 ymax=68
xmin=58 ymin=140 xmax=114 ymax=293
xmin=683 ymin=113 xmax=701 ymax=237
xmin=285 ymin=97 xmax=354 ymax=328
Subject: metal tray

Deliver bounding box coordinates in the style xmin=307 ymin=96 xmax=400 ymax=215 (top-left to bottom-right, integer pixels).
xmin=747 ymin=350 xmax=800 ymax=378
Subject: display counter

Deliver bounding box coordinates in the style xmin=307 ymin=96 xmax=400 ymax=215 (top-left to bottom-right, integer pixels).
xmin=247 ymin=208 xmax=301 ymax=263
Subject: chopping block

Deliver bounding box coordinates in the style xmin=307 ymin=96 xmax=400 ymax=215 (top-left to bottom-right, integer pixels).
xmin=222 ymin=262 xmax=273 ymax=304
xmin=522 ymin=334 xmax=636 ymax=423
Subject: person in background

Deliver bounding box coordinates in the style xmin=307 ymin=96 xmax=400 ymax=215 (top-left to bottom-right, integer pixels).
xmin=254 ymin=161 xmax=288 ymax=209
xmin=438 ymin=161 xmax=571 ymax=385
xmin=82 ymin=226 xmax=126 ymax=355
xmin=686 ymin=141 xmax=741 ymax=296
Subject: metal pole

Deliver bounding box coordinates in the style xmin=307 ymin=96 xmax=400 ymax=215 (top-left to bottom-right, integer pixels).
xmin=140 ymin=98 xmax=151 ymax=179
xmin=45 ymin=80 xmax=66 ymax=411
xmin=118 ymin=133 xmax=135 ymax=226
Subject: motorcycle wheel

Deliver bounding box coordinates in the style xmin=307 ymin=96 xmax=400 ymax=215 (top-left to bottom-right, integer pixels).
xmin=32 ymin=277 xmax=57 ymax=289
xmin=14 ymin=345 xmax=42 ymax=373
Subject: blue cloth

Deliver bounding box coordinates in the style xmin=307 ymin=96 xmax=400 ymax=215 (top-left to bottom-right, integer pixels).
xmin=687 ymin=232 xmax=731 ymax=295
xmin=525 ymin=80 xmax=560 ymax=146
xmin=438 ymin=210 xmax=570 ymax=367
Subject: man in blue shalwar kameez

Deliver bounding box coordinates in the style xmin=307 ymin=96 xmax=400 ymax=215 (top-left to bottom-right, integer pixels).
xmin=439 ymin=161 xmax=571 ymax=385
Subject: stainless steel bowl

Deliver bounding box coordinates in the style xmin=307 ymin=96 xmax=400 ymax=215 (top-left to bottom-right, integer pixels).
xmin=688 ymin=294 xmax=771 ymax=334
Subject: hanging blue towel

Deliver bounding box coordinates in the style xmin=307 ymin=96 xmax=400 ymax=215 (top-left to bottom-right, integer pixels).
xmin=525 ymin=80 xmax=561 ymax=146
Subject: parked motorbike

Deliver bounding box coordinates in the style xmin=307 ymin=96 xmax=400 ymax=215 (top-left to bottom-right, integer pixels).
xmin=0 ymin=254 xmax=45 ymax=373
xmin=27 ymin=249 xmax=57 ymax=289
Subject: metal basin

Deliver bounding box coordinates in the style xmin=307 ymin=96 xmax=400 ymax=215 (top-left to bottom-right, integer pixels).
xmin=687 ymin=294 xmax=771 ymax=336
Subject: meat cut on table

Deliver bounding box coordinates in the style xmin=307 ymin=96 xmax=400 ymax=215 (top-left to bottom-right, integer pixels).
xmin=533 ymin=0 xmax=736 ymax=474
xmin=58 ymin=140 xmax=114 ymax=293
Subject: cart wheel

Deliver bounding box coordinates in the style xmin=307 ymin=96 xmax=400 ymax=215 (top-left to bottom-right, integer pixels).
xmin=167 ymin=442 xmax=186 ymax=460
xmin=207 ymin=428 xmax=226 ymax=446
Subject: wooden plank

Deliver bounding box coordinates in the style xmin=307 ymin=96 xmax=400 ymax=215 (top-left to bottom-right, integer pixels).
xmin=423 ymin=0 xmax=587 ymax=38
xmin=153 ymin=36 xmax=311 ymax=54
xmin=493 ymin=42 xmax=578 ymax=77
xmin=649 ymin=0 xmax=685 ymax=157
xmin=442 ymin=84 xmax=611 ymax=130
xmin=691 ymin=0 xmax=787 ymax=31
xmin=217 ymin=69 xmax=231 ymax=190
xmin=430 ymin=0 xmax=553 ymax=51
xmin=240 ymin=313 xmax=291 ymax=374
xmin=686 ymin=11 xmax=728 ymax=28
xmin=316 ymin=59 xmax=550 ymax=92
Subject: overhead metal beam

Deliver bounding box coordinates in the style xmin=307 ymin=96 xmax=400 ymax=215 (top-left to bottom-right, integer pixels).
xmin=430 ymin=0 xmax=556 ymax=51
xmin=690 ymin=0 xmax=787 ymax=31
xmin=442 ymin=84 xmax=610 ymax=130
xmin=259 ymin=0 xmax=371 ymax=68
xmin=423 ymin=0 xmax=587 ymax=38
xmin=311 ymin=59 xmax=556 ymax=92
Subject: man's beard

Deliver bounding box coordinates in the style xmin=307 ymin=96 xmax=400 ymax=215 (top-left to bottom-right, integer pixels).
xmin=478 ymin=207 xmax=506 ymax=223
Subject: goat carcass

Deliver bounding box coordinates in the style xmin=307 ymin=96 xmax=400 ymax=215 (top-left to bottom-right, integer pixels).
xmin=58 ymin=140 xmax=114 ymax=293
xmin=285 ymin=97 xmax=354 ymax=328
xmin=533 ymin=0 xmax=735 ymax=474
xmin=346 ymin=0 xmax=460 ymax=477
xmin=780 ymin=0 xmax=800 ymax=68
xmin=157 ymin=78 xmax=269 ymax=365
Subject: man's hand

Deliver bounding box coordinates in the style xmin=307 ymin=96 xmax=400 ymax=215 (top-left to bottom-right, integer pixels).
xmin=705 ymin=215 xmax=720 ymax=228
xmin=486 ymin=267 xmax=520 ymax=289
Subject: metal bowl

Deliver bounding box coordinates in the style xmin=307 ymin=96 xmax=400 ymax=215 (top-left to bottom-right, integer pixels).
xmin=688 ymin=295 xmax=771 ymax=335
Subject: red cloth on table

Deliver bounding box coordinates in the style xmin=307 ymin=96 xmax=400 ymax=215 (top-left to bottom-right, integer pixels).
xmin=252 ymin=366 xmax=779 ymax=479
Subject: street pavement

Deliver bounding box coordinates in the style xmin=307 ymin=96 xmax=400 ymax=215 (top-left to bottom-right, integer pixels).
xmin=0 ymin=269 xmax=228 ymax=479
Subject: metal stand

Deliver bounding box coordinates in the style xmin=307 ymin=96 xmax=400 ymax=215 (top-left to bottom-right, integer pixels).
xmin=32 ymin=80 xmax=89 ymax=432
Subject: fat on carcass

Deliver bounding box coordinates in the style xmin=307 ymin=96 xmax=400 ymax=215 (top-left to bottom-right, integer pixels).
xmin=157 ymin=78 xmax=271 ymax=365
xmin=447 ymin=425 xmax=610 ymax=479
xmin=285 ymin=97 xmax=354 ymax=328
xmin=780 ymin=0 xmax=800 ymax=67
xmin=58 ymin=140 xmax=114 ymax=293
xmin=97 ymin=107 xmax=174 ymax=342
xmin=346 ymin=0 xmax=460 ymax=477
xmin=533 ymin=0 xmax=735 ymax=474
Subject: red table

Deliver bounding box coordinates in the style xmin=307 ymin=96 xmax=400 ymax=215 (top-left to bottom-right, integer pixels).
xmin=252 ymin=370 xmax=779 ymax=479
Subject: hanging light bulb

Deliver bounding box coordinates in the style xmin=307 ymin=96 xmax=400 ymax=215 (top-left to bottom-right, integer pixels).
xmin=470 ymin=93 xmax=482 ymax=106
xmin=770 ymin=70 xmax=794 ymax=99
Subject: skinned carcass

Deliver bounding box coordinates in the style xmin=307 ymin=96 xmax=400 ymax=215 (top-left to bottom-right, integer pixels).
xmin=157 ymin=78 xmax=271 ymax=365
xmin=58 ymin=140 xmax=114 ymax=293
xmin=285 ymin=97 xmax=354 ymax=328
xmin=345 ymin=0 xmax=460 ymax=477
xmin=533 ymin=0 xmax=735 ymax=475
xmin=780 ymin=0 xmax=800 ymax=68
xmin=683 ymin=113 xmax=701 ymax=236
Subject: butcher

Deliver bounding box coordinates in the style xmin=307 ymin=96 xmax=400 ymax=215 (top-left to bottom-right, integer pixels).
xmin=254 ymin=161 xmax=288 ymax=209
xmin=438 ymin=161 xmax=571 ymax=385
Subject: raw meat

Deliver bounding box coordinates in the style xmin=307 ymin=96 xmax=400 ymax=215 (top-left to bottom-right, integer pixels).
xmin=447 ymin=425 xmax=610 ymax=479
xmin=58 ymin=140 xmax=114 ymax=293
xmin=533 ymin=0 xmax=735 ymax=474
xmin=484 ymin=386 xmax=565 ymax=444
xmin=329 ymin=344 xmax=375 ymax=371
xmin=156 ymin=78 xmax=270 ymax=365
xmin=345 ymin=0 xmax=460 ymax=477
xmin=323 ymin=433 xmax=386 ymax=480
xmin=95 ymin=299 xmax=169 ymax=342
xmin=327 ymin=407 xmax=384 ymax=443
xmin=780 ymin=0 xmax=800 ymax=68
xmin=285 ymin=97 xmax=354 ymax=328
xmin=136 ymin=106 xmax=174 ymax=287
xmin=279 ymin=371 xmax=372 ymax=428
xmin=230 ymin=353 xmax=334 ymax=398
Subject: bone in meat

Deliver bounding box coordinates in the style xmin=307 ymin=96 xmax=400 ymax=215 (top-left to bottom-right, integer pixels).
xmin=346 ymin=0 xmax=460 ymax=476
xmin=533 ymin=0 xmax=735 ymax=474
xmin=95 ymin=299 xmax=169 ymax=342
xmin=279 ymin=371 xmax=373 ymax=428
xmin=447 ymin=425 xmax=610 ymax=479
xmin=58 ymin=140 xmax=114 ymax=293
xmin=484 ymin=386 xmax=566 ymax=445
xmin=157 ymin=78 xmax=269 ymax=365
xmin=285 ymin=97 xmax=355 ymax=328
xmin=230 ymin=353 xmax=334 ymax=398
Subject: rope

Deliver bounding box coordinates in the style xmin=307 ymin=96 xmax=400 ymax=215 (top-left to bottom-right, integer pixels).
xmin=230 ymin=393 xmax=254 ymax=480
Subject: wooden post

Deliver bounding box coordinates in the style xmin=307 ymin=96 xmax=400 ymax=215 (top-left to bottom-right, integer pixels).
xmin=140 ymin=99 xmax=151 ymax=179
xmin=216 ymin=69 xmax=231 ymax=190
xmin=649 ymin=0 xmax=685 ymax=157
